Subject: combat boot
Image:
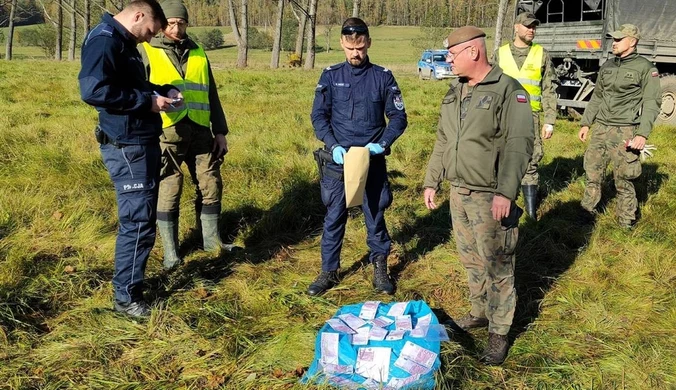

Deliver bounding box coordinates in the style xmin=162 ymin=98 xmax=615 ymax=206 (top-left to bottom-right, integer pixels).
xmin=522 ymin=185 xmax=538 ymax=221
xmin=480 ymin=333 xmax=509 ymax=365
xmin=307 ymin=271 xmax=339 ymax=296
xmin=373 ymin=255 xmax=395 ymax=295
xmin=200 ymin=213 xmax=241 ymax=252
xmin=453 ymin=314 xmax=489 ymax=331
xmin=157 ymin=219 xmax=183 ymax=270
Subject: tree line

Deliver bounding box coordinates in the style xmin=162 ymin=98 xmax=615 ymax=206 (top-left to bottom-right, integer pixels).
xmin=2 ymin=0 xmax=508 ymax=67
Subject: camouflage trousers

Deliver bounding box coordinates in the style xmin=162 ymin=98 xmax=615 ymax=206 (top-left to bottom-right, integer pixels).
xmin=449 ymin=186 xmax=519 ymax=336
xmin=581 ymin=124 xmax=642 ymax=225
xmin=521 ymin=112 xmax=543 ymax=186
xmin=157 ymin=120 xmax=223 ymax=221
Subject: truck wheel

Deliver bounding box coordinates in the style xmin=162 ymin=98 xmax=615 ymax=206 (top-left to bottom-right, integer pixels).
xmin=658 ymin=75 xmax=676 ymax=126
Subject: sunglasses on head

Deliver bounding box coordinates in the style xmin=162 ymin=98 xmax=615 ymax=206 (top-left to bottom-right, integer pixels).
xmin=341 ymin=25 xmax=368 ymax=36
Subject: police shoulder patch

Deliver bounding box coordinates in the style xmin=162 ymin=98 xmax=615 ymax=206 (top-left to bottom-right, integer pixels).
xmin=394 ymin=95 xmax=405 ymax=110
xmin=516 ymin=94 xmax=528 ymax=103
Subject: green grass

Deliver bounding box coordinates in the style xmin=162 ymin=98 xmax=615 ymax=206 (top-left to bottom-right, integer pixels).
xmin=1 ymin=25 xmax=675 ymax=389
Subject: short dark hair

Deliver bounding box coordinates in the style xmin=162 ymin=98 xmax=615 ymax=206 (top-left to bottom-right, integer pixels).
xmin=127 ymin=0 xmax=168 ymax=28
xmin=341 ymin=17 xmax=369 ymax=39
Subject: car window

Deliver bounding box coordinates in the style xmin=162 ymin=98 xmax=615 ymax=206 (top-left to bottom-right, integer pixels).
xmin=433 ymin=55 xmax=445 ymax=62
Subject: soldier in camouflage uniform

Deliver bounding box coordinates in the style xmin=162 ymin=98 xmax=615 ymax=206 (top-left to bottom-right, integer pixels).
xmin=578 ymin=24 xmax=662 ymax=229
xmin=424 ymin=26 xmax=533 ymax=365
xmin=495 ymin=12 xmax=559 ymax=221
xmin=138 ymin=0 xmax=239 ymax=270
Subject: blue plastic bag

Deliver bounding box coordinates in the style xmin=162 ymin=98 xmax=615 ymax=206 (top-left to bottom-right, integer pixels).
xmin=302 ymin=300 xmax=444 ymax=389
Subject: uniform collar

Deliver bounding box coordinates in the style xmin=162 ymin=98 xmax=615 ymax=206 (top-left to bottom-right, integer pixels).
xmin=614 ymin=50 xmax=639 ymax=64
xmin=103 ymin=13 xmax=136 ymax=45
xmin=459 ymin=64 xmax=503 ymax=85
xmin=346 ymin=56 xmax=372 ymax=75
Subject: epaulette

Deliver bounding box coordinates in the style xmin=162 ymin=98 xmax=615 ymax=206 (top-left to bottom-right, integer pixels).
xmin=84 ymin=23 xmax=114 ymax=45
xmin=371 ymin=64 xmax=391 ymax=73
xmin=324 ymin=62 xmax=346 ymax=71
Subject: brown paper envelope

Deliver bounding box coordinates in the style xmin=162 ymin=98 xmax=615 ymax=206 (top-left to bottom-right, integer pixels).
xmin=343 ymin=147 xmax=370 ymax=208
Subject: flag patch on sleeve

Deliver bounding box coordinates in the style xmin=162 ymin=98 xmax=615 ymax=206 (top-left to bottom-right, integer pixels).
xmin=516 ymin=94 xmax=528 ymax=103
xmin=652 ymin=71 xmax=659 ymax=77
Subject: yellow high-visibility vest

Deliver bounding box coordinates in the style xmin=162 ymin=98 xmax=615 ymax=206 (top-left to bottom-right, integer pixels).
xmin=498 ymin=43 xmax=544 ymax=112
xmin=142 ymin=42 xmax=211 ymax=128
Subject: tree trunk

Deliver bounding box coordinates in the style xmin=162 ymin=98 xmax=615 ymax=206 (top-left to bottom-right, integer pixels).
xmin=293 ymin=0 xmax=309 ymax=58
xmin=84 ymin=0 xmax=91 ymax=37
xmin=5 ymin=0 xmax=17 ymax=60
xmin=270 ymin=0 xmax=284 ymax=68
xmin=303 ymin=0 xmax=317 ymax=70
xmin=55 ymin=0 xmax=63 ymax=60
xmin=494 ymin=0 xmax=510 ymax=58
xmin=237 ymin=0 xmax=248 ymax=68
xmin=352 ymin=0 xmax=360 ymax=17
xmin=68 ymin=0 xmax=76 ymax=61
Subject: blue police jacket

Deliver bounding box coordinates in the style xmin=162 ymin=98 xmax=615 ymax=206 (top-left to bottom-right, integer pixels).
xmin=311 ymin=58 xmax=407 ymax=150
xmin=78 ymin=13 xmax=175 ymax=145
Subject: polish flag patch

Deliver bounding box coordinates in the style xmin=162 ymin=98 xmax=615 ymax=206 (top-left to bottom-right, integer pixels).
xmin=652 ymin=71 xmax=659 ymax=77
xmin=516 ymin=94 xmax=528 ymax=103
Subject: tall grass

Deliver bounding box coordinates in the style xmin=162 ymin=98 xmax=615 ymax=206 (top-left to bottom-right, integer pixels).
xmin=0 ymin=26 xmax=674 ymax=389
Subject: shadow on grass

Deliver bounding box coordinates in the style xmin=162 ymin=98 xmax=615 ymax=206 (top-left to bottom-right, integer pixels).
xmin=389 ymin=200 xmax=452 ymax=282
xmin=510 ymin=160 xmax=668 ymax=340
xmin=510 ymin=199 xmax=595 ymax=340
xmin=538 ymin=155 xmax=584 ymax=204
xmin=147 ymin=178 xmax=326 ymax=299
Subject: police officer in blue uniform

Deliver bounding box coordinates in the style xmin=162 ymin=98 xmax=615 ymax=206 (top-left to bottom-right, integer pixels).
xmin=309 ymin=17 xmax=407 ymax=296
xmin=79 ymin=0 xmax=181 ymax=318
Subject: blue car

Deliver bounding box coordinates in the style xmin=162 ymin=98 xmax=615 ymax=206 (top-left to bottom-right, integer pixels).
xmin=418 ymin=50 xmax=453 ymax=80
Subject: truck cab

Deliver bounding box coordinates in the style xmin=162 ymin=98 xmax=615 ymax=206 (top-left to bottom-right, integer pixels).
xmin=516 ymin=0 xmax=676 ymax=125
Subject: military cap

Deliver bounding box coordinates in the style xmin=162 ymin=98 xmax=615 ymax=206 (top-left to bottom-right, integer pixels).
xmin=515 ymin=12 xmax=540 ymax=26
xmin=161 ymin=0 xmax=189 ymax=22
xmin=445 ymin=26 xmax=486 ymax=49
xmin=609 ymin=24 xmax=640 ymax=40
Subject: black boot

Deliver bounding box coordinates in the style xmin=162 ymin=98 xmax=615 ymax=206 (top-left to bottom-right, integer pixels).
xmin=307 ymin=271 xmax=339 ymax=296
xmin=373 ymin=255 xmax=395 ymax=295
xmin=157 ymin=219 xmax=183 ymax=270
xmin=480 ymin=333 xmax=510 ymax=365
xmin=522 ymin=185 xmax=538 ymax=221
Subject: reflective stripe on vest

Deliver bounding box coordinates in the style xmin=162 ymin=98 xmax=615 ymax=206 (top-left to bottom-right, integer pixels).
xmin=142 ymin=42 xmax=211 ymax=128
xmin=498 ymin=43 xmax=543 ymax=112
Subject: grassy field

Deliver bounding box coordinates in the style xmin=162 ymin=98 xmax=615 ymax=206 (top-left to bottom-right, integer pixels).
xmin=1 ymin=26 xmax=675 ymax=389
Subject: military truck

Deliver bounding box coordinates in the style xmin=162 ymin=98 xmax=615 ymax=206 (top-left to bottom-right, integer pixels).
xmin=515 ymin=0 xmax=676 ymax=125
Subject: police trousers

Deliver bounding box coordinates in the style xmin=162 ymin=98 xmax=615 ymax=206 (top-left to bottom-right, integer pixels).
xmin=582 ymin=124 xmax=642 ymax=225
xmin=320 ymin=156 xmax=393 ymax=272
xmin=157 ymin=120 xmax=224 ymax=221
xmin=101 ymin=143 xmax=160 ymax=304
xmin=449 ymin=186 xmax=519 ymax=336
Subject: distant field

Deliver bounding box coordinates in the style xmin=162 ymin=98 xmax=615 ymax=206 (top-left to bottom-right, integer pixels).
xmin=0 ymin=24 xmax=674 ymax=389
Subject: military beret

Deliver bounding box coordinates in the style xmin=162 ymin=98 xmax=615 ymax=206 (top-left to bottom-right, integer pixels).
xmin=445 ymin=26 xmax=486 ymax=49
xmin=609 ymin=24 xmax=640 ymax=40
xmin=515 ymin=12 xmax=540 ymax=26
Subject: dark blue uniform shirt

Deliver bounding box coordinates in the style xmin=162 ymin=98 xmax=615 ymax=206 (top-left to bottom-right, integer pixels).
xmin=311 ymin=58 xmax=407 ymax=150
xmin=78 ymin=13 xmax=174 ymax=145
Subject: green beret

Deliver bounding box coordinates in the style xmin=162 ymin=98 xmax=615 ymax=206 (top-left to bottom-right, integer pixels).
xmin=445 ymin=26 xmax=486 ymax=49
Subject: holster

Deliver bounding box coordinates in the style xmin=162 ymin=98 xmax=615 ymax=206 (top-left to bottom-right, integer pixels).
xmin=313 ymin=148 xmax=343 ymax=181
xmin=94 ymin=125 xmax=118 ymax=147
